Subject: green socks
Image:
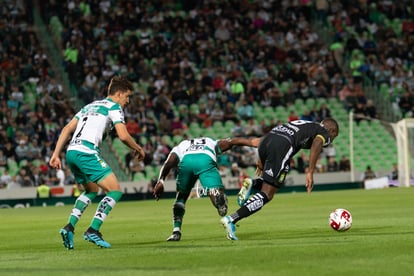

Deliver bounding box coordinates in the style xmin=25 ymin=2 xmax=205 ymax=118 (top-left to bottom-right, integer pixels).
xmin=90 ymin=191 xmax=123 ymax=231
xmin=172 ymin=200 xmax=186 ymax=230
xmin=68 ymin=192 xmax=98 ymax=227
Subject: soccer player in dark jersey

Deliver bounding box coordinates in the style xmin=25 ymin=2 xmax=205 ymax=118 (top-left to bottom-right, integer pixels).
xmin=221 ymin=118 xmax=339 ymax=240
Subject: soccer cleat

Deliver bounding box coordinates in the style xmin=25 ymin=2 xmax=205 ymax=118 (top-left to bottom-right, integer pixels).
xmin=166 ymin=231 xmax=182 ymax=241
xmin=59 ymin=224 xmax=75 ymax=250
xmin=220 ymin=216 xmax=238 ymax=241
xmin=214 ymin=193 xmax=228 ymax=216
xmin=237 ymin=178 xmax=253 ymax=206
xmin=83 ymin=228 xmax=111 ymax=248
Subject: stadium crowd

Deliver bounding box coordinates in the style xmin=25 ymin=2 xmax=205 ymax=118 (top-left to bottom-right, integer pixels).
xmin=0 ymin=0 xmax=413 ymax=189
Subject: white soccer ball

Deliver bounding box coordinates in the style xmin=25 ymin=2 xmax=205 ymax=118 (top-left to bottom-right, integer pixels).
xmin=329 ymin=208 xmax=352 ymax=231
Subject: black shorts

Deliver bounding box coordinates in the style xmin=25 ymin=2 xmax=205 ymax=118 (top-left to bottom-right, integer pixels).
xmin=258 ymin=134 xmax=294 ymax=188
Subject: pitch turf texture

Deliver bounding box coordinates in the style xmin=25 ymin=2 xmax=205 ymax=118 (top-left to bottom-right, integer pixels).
xmin=1 ymin=188 xmax=413 ymax=276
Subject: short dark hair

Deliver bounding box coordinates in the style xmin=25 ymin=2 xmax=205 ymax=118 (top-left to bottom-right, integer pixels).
xmin=321 ymin=118 xmax=339 ymax=134
xmin=107 ymin=76 xmax=133 ymax=96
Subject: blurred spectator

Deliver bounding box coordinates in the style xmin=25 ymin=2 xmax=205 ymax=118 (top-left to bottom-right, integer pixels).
xmin=128 ymin=157 xmax=146 ymax=179
xmin=0 ymin=168 xmax=12 ymax=188
xmin=231 ymin=119 xmax=246 ymax=137
xmin=56 ymin=168 xmax=65 ymax=187
xmin=296 ymin=152 xmax=309 ymax=174
xmin=388 ymin=163 xmax=398 ymax=181
xmin=171 ymin=116 xmax=186 ymax=136
xmin=152 ymin=139 xmax=171 ymax=166
xmin=3 ymin=141 xmax=16 ymax=160
xmin=197 ymin=102 xmax=212 ymax=128
xmin=300 ymin=110 xmax=315 ymax=122
xmin=365 ymin=99 xmax=378 ymax=122
xmin=223 ymin=102 xmax=238 ymax=122
xmin=0 ymin=149 xmax=7 ymax=170
xmin=315 ymin=157 xmax=326 ymax=173
xmin=339 ymin=155 xmax=351 ymax=171
xmin=64 ymin=167 xmax=76 ymax=185
xmin=28 ymin=139 xmax=43 ymax=161
xmin=143 ymin=117 xmax=158 ymax=137
xmin=323 ymin=144 xmax=336 ymax=164
xmin=251 ymin=62 xmax=268 ymax=81
xmin=230 ymin=163 xmax=241 ymax=177
xmin=210 ymin=103 xmax=225 ymax=122
xmin=142 ymin=138 xmax=155 ymax=166
xmin=158 ymin=113 xmax=172 ymax=135
xmin=360 ymin=165 xmax=377 ymax=186
xmin=229 ymin=78 xmax=245 ymax=103
xmin=15 ymin=139 xmax=30 ymax=164
xmin=36 ymin=183 xmax=51 ymax=198
xmin=353 ymin=102 xmax=367 ymax=126
xmin=398 ymin=92 xmax=412 ymax=118
xmin=326 ymin=157 xmax=339 ymax=172
xmin=244 ymin=118 xmax=262 ymax=137
xmin=288 ymin=110 xmax=300 ymax=122
xmin=125 ymin=117 xmax=142 ymax=140
xmin=318 ymin=103 xmax=332 ymax=120
xmin=15 ymin=167 xmax=35 ymax=187
xmin=338 ymin=81 xmax=356 ymax=111
xmin=237 ymin=99 xmax=254 ymax=120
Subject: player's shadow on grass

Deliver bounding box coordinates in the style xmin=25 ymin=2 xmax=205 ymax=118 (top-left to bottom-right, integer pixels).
xmin=116 ymin=240 xmax=168 ymax=247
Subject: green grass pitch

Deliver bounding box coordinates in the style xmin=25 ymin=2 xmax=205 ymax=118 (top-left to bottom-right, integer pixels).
xmin=1 ymin=188 xmax=414 ymax=276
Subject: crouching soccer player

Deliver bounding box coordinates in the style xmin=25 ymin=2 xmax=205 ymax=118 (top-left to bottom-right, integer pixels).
xmin=153 ymin=136 xmax=259 ymax=241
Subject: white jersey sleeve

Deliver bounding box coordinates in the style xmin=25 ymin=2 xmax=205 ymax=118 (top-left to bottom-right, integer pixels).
xmin=67 ymin=98 xmax=124 ymax=153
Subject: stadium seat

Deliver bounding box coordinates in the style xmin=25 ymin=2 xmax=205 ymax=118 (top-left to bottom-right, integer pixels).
xmin=224 ymin=120 xmax=235 ymax=129
xmin=245 ymin=166 xmax=257 ymax=178
xmin=172 ymin=135 xmax=182 ymax=145
xmin=112 ymin=138 xmax=130 ymax=161
xmin=7 ymin=158 xmax=19 ymax=176
xmin=161 ymin=135 xmax=173 ymax=147
xmin=133 ymin=172 xmax=146 ymax=182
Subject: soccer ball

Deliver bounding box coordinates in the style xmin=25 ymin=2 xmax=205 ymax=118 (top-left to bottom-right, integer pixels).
xmin=329 ymin=208 xmax=352 ymax=231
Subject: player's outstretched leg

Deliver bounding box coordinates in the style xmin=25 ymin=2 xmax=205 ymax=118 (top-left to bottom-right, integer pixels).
xmin=237 ymin=178 xmax=253 ymax=206
xmin=59 ymin=223 xmax=75 ymax=250
xmin=220 ymin=216 xmax=238 ymax=240
xmin=166 ymin=231 xmax=182 ymax=241
xmin=58 ymin=191 xmax=97 ymax=250
xmin=167 ymin=199 xmax=185 ymax=241
xmin=83 ymin=227 xmax=111 ymax=248
xmin=211 ymin=189 xmax=228 ymax=216
xmin=83 ymin=191 xmax=122 ymax=248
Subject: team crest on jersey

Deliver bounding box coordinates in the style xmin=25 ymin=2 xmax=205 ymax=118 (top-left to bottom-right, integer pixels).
xmin=99 ymin=159 xmax=108 ymax=168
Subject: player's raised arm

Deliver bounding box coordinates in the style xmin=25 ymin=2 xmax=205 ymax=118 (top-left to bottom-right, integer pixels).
xmin=217 ymin=137 xmax=261 ymax=152
xmin=114 ymin=123 xmax=145 ymax=161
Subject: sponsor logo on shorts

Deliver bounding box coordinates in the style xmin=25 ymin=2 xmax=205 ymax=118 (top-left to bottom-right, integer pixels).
xmin=265 ymin=169 xmax=273 ymax=177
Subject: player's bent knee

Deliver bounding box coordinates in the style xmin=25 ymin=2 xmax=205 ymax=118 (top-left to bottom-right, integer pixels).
xmin=173 ymin=201 xmax=185 ymax=211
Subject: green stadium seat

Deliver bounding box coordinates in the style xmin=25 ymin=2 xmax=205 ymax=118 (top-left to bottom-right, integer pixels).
xmin=245 ymin=166 xmax=257 ymax=178
xmin=7 ymin=158 xmax=19 ymax=176
xmin=161 ymin=135 xmax=173 ymax=147
xmin=172 ymin=135 xmax=182 ymax=145
xmin=133 ymin=172 xmax=146 ymax=182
